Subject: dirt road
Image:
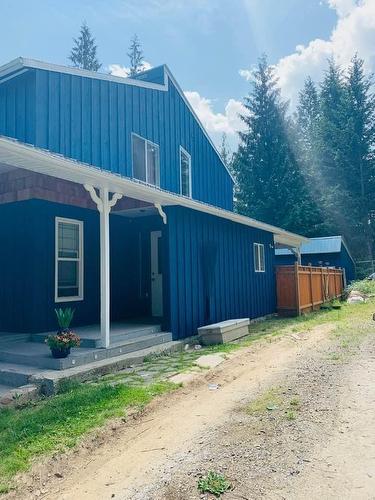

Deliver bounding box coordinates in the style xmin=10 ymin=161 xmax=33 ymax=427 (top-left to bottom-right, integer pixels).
xmin=14 ymin=317 xmax=375 ymax=500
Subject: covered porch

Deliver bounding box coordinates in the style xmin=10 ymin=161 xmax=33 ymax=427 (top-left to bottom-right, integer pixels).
xmin=0 ymin=138 xmax=173 ymax=350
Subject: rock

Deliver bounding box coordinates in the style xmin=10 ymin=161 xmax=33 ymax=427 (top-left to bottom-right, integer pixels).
xmin=347 ymin=290 xmax=366 ymax=303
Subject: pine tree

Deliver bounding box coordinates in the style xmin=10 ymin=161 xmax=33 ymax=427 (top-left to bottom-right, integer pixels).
xmin=233 ymin=55 xmax=321 ymax=235
xmin=220 ymin=133 xmax=233 ymax=171
xmin=128 ymin=34 xmax=144 ymax=76
xmin=344 ymin=55 xmax=375 ymax=259
xmin=295 ymin=77 xmax=329 ymax=234
xmin=69 ymin=22 xmax=101 ymax=71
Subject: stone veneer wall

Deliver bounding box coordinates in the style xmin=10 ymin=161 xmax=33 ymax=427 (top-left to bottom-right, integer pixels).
xmin=0 ymin=168 xmax=150 ymax=211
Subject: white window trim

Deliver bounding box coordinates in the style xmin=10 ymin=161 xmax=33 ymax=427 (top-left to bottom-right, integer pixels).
xmin=179 ymin=146 xmax=192 ymax=197
xmin=131 ymin=132 xmax=160 ymax=187
xmin=55 ymin=217 xmax=84 ymax=303
xmin=254 ymin=243 xmax=265 ymax=273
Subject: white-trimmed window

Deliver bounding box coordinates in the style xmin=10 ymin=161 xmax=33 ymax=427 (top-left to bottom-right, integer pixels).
xmin=55 ymin=218 xmax=84 ymax=302
xmin=180 ymin=146 xmax=192 ymax=197
xmin=254 ymin=243 xmax=265 ymax=272
xmin=132 ymin=133 xmax=160 ymax=186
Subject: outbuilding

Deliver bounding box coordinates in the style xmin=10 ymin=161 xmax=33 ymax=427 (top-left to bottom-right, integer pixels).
xmin=275 ymin=236 xmax=355 ymax=283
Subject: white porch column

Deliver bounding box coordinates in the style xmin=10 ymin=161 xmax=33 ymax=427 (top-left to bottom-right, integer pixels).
xmin=84 ymin=185 xmax=123 ymax=348
xmin=100 ymin=187 xmax=110 ymax=348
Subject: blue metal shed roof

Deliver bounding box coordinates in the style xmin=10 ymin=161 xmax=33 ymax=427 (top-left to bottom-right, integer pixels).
xmin=276 ymin=236 xmax=343 ymax=255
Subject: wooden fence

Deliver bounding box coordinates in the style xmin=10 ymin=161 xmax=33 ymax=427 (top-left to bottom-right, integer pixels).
xmin=276 ymin=263 xmax=344 ymax=316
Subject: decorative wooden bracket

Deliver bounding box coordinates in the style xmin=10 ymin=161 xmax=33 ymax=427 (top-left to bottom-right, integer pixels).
xmin=84 ymin=184 xmax=123 ymax=213
xmin=154 ymin=203 xmax=167 ymax=224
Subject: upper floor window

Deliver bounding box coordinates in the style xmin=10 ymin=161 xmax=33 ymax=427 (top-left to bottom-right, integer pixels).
xmin=55 ymin=217 xmax=84 ymax=302
xmin=254 ymin=243 xmax=265 ymax=272
xmin=132 ymin=133 xmax=160 ymax=186
xmin=180 ymin=146 xmax=192 ymax=197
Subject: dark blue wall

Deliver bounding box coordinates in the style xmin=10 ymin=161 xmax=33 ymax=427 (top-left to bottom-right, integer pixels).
xmin=0 ymin=199 xmax=163 ymax=333
xmin=165 ymin=206 xmax=276 ymax=339
xmin=0 ymin=67 xmax=233 ymax=210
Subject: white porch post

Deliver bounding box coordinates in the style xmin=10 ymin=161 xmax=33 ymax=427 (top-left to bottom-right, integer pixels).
xmin=100 ymin=187 xmax=110 ymax=348
xmin=84 ymin=185 xmax=123 ymax=348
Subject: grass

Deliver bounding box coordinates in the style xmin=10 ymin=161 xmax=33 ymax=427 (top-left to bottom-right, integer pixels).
xmin=197 ymin=471 xmax=231 ymax=497
xmin=247 ymin=387 xmax=282 ymax=415
xmin=0 ymin=380 xmax=176 ymax=493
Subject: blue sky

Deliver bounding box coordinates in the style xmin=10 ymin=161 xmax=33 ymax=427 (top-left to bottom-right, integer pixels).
xmin=1 ymin=1 xmax=373 ymax=149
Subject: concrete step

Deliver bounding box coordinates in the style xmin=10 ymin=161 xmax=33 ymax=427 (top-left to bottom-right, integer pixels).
xmin=0 ymin=362 xmax=40 ymax=387
xmin=0 ymin=383 xmax=15 ymax=397
xmin=31 ymin=324 xmax=162 ymax=348
xmin=0 ymin=334 xmax=31 ymax=345
xmin=0 ymin=332 xmax=173 ymax=371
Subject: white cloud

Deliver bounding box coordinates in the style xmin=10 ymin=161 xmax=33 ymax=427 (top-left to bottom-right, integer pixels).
xmin=108 ymin=61 xmax=153 ymax=78
xmin=184 ymin=91 xmax=246 ymax=136
xmin=240 ymin=0 xmax=375 ymax=108
xmin=327 ymin=0 xmax=357 ymax=17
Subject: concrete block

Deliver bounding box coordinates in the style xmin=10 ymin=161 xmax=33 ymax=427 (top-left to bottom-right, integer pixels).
xmin=198 ymin=318 xmax=250 ymax=345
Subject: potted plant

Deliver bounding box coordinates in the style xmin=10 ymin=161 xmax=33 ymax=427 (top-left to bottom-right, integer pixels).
xmin=46 ymin=308 xmax=80 ymax=358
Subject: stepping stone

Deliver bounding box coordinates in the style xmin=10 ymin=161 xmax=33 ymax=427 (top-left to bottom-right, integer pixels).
xmin=194 ymin=353 xmax=225 ymax=369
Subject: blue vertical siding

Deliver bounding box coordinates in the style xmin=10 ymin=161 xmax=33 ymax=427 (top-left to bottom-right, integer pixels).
xmin=165 ymin=206 xmax=276 ymax=340
xmin=0 ymin=71 xmax=36 ymax=144
xmin=0 ymin=199 xmax=165 ymax=333
xmin=0 ymin=66 xmax=233 ymax=210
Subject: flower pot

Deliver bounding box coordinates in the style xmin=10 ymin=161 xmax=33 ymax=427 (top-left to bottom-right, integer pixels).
xmin=50 ymin=347 xmax=71 ymax=359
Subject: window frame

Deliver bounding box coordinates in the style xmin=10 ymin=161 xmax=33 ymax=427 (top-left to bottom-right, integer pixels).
xmin=254 ymin=243 xmax=265 ymax=273
xmin=131 ymin=132 xmax=160 ymax=187
xmin=179 ymin=146 xmax=192 ymax=197
xmin=55 ymin=217 xmax=84 ymax=303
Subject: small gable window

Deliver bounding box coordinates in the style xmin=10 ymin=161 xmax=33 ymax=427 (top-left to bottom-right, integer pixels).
xmin=55 ymin=218 xmax=84 ymax=302
xmin=254 ymin=243 xmax=265 ymax=272
xmin=180 ymin=147 xmax=192 ymax=197
xmin=132 ymin=133 xmax=160 ymax=186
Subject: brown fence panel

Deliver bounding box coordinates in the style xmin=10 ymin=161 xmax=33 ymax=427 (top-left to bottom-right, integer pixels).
xmin=276 ymin=264 xmax=343 ymax=316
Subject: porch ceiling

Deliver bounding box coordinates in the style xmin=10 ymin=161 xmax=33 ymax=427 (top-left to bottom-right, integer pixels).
xmin=0 ymin=136 xmax=308 ymax=248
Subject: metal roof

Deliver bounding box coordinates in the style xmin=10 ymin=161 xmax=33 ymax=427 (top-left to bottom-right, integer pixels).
xmin=276 ymin=236 xmax=343 ymax=255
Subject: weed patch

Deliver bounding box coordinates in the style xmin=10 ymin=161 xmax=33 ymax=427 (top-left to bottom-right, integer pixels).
xmin=198 ymin=471 xmax=231 ymax=497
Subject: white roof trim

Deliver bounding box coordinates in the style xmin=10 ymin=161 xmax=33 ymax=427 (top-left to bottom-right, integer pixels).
xmin=0 ymin=57 xmax=235 ymax=183
xmin=0 ymin=136 xmax=307 ymax=247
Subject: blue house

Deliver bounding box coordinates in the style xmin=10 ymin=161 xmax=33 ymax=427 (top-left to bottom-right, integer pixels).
xmin=0 ymin=57 xmax=306 ymax=351
xmin=275 ymin=236 xmax=355 ymax=283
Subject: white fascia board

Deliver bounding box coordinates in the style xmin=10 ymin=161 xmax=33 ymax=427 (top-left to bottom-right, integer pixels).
xmin=0 ymin=136 xmax=308 ymax=246
xmin=0 ymin=58 xmax=235 ymax=183
xmin=0 ymin=57 xmax=169 ymax=91
xmin=163 ymin=65 xmax=235 ymax=184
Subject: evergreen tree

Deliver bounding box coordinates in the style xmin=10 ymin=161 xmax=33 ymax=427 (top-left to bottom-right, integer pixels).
xmin=128 ymin=34 xmax=144 ymax=76
xmin=296 ymin=77 xmax=319 ymax=170
xmin=69 ymin=22 xmax=101 ymax=71
xmin=313 ymin=57 xmax=375 ymax=258
xmin=233 ymin=55 xmax=321 ymax=235
xmin=344 ymin=55 xmax=375 ymax=259
xmin=295 ymin=77 xmax=330 ymax=234
xmin=220 ymin=133 xmax=233 ymax=172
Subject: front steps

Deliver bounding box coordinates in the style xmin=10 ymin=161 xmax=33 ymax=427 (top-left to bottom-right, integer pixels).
xmin=0 ymin=337 xmax=189 ymax=398
xmin=31 ymin=323 xmax=162 ymax=348
xmin=0 ymin=331 xmax=173 ymax=371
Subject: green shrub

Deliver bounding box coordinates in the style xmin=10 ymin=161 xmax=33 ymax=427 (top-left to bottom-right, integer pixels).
xmin=347 ymin=279 xmax=375 ymax=296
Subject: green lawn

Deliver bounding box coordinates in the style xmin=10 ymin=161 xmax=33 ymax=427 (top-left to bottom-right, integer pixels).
xmin=0 ymin=296 xmax=373 ymax=494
